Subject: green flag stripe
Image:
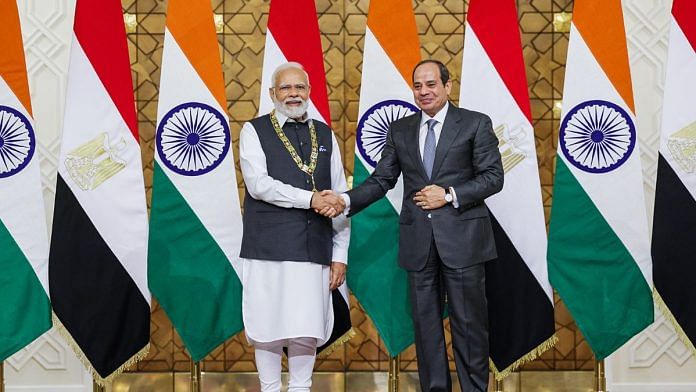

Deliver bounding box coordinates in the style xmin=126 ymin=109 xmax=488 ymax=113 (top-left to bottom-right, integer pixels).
xmin=0 ymin=220 xmax=51 ymax=361
xmin=548 ymin=158 xmax=652 ymax=359
xmin=348 ymin=160 xmax=414 ymax=356
xmin=148 ymin=163 xmax=242 ymax=361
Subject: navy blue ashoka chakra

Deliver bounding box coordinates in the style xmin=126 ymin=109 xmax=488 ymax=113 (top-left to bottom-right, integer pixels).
xmin=0 ymin=105 xmax=35 ymax=178
xmin=156 ymin=102 xmax=230 ymax=176
xmin=357 ymin=99 xmax=418 ymax=168
xmin=560 ymin=99 xmax=636 ymax=174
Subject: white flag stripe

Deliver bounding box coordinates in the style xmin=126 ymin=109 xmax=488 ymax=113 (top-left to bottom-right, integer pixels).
xmin=460 ymin=26 xmax=552 ymax=301
xmin=660 ymin=18 xmax=696 ymax=199
xmin=357 ymin=28 xmax=413 ymax=212
xmin=559 ymin=26 xmax=652 ymax=284
xmin=258 ymin=31 xmax=326 ymax=124
xmin=59 ymin=36 xmax=150 ymax=301
xmin=156 ymin=29 xmax=243 ymax=276
xmin=0 ymin=76 xmax=50 ymax=294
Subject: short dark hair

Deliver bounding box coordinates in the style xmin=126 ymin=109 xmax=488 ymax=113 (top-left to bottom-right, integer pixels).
xmin=412 ymin=59 xmax=450 ymax=86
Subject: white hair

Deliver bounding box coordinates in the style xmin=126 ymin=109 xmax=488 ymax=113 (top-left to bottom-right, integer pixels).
xmin=271 ymin=62 xmax=310 ymax=87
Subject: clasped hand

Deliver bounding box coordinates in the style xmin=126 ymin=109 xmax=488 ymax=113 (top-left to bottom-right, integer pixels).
xmin=413 ymin=184 xmax=447 ymax=210
xmin=312 ymin=190 xmax=346 ymax=218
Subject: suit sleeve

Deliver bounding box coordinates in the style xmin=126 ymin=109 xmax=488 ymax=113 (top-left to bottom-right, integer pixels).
xmin=346 ymin=124 xmax=402 ymax=216
xmin=452 ymin=115 xmax=503 ymax=209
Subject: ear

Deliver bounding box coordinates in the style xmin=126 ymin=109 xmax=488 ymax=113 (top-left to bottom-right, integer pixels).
xmin=269 ymin=87 xmax=275 ymax=101
xmin=444 ymin=80 xmax=452 ymax=95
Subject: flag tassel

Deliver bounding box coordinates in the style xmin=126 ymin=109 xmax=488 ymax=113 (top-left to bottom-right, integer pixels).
xmin=388 ymin=355 xmax=400 ymax=392
xmin=653 ymin=290 xmax=696 ymax=358
xmin=317 ymin=328 xmax=356 ymax=359
xmin=52 ymin=313 xmax=150 ymax=386
xmin=190 ymin=360 xmax=201 ymax=392
xmin=490 ymin=333 xmax=558 ymax=380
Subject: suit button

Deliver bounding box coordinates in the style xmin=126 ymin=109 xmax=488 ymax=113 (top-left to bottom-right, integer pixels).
xmin=307 ymin=220 xmax=312 ymax=225
xmin=305 ymin=179 xmax=310 ymax=184
xmin=427 ymin=213 xmax=432 ymax=219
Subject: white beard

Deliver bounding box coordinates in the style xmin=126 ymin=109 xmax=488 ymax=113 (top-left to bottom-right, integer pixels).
xmin=273 ymin=98 xmax=309 ymax=120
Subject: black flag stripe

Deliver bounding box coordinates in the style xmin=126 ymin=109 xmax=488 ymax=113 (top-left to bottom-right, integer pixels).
xmin=49 ymin=175 xmax=149 ymax=378
xmin=486 ymin=211 xmax=556 ymax=373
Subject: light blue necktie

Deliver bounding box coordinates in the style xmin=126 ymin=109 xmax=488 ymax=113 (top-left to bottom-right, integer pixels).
xmin=423 ymin=119 xmax=437 ymax=178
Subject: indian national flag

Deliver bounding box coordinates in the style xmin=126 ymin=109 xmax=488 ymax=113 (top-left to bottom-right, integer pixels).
xmin=49 ymin=0 xmax=150 ymax=382
xmin=259 ymin=0 xmax=353 ymax=355
xmin=547 ymin=0 xmax=653 ymax=359
xmin=460 ymin=0 xmax=556 ymax=378
xmin=348 ymin=0 xmax=420 ymax=356
xmin=148 ymin=0 xmax=244 ymax=361
xmin=652 ymin=0 xmax=696 ymax=355
xmin=0 ymin=0 xmax=51 ymax=361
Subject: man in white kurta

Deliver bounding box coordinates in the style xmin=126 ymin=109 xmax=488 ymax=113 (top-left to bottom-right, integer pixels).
xmin=238 ymin=62 xmax=349 ymax=392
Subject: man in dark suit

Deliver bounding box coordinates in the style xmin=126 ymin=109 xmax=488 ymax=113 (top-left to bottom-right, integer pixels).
xmin=342 ymin=60 xmax=503 ymax=391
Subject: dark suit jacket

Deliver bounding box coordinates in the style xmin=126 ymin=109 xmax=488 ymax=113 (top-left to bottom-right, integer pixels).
xmin=348 ymin=104 xmax=504 ymax=271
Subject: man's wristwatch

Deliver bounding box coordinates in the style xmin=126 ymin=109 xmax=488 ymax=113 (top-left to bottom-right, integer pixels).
xmin=444 ymin=189 xmax=453 ymax=203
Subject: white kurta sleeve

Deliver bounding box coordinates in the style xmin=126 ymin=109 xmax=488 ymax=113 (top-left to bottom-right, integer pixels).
xmin=239 ymin=122 xmax=314 ymax=209
xmin=330 ymin=133 xmax=350 ymax=263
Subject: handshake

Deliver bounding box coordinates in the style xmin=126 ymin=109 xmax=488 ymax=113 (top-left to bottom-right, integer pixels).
xmin=311 ymin=190 xmax=346 ymax=218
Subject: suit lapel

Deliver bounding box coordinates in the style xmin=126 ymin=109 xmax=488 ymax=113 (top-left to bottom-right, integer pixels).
xmin=405 ymin=113 xmax=429 ymax=181
xmin=431 ymin=105 xmax=463 ymax=179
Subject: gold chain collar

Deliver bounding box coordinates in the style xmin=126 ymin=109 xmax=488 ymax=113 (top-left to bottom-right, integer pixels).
xmin=269 ymin=110 xmax=319 ymax=191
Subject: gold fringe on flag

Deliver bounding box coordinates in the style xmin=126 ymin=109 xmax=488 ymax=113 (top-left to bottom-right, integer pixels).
xmin=316 ymin=328 xmax=356 ymax=359
xmin=52 ymin=313 xmax=150 ymax=386
xmin=653 ymin=290 xmax=696 ymax=358
xmin=490 ymin=333 xmax=559 ymax=381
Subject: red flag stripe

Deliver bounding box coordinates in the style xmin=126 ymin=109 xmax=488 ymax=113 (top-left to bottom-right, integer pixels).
xmin=466 ymin=0 xmax=531 ymax=123
xmin=673 ymin=0 xmax=696 ymax=53
xmin=73 ymin=0 xmax=137 ymax=140
xmin=267 ymin=0 xmax=331 ymax=126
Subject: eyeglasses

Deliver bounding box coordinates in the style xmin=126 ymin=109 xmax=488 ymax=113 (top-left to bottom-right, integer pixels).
xmin=274 ymin=84 xmax=308 ymax=94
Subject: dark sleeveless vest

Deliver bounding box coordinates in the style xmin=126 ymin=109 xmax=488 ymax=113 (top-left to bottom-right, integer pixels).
xmin=240 ymin=114 xmax=334 ymax=266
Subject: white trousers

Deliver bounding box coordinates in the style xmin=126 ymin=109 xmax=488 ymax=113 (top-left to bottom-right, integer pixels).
xmin=254 ymin=337 xmax=317 ymax=392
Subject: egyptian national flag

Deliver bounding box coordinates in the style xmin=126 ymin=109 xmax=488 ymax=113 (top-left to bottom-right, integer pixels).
xmin=259 ymin=0 xmax=354 ymax=355
xmin=49 ymin=0 xmax=150 ymax=383
xmin=0 ymin=0 xmax=52 ymax=361
xmin=652 ymin=0 xmax=696 ymax=355
xmin=460 ymin=0 xmax=556 ymax=378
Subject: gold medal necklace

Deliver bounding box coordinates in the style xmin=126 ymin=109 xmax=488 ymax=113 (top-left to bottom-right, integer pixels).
xmin=270 ymin=110 xmax=319 ymax=191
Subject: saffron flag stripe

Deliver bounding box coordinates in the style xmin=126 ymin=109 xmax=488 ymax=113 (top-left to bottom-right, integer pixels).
xmin=0 ymin=0 xmax=52 ymax=361
xmin=560 ymin=25 xmax=651 ymax=280
xmin=548 ymin=0 xmax=652 ymax=359
xmin=348 ymin=0 xmax=420 ymax=356
xmin=148 ymin=0 xmax=244 ymax=362
xmin=155 ymin=30 xmax=241 ymax=261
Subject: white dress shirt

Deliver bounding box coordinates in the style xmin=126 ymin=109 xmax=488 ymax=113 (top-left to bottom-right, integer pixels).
xmin=238 ymin=112 xmax=350 ymax=345
xmin=343 ymin=102 xmax=459 ymax=209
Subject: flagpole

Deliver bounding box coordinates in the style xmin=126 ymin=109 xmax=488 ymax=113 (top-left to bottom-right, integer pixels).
xmin=494 ymin=377 xmax=504 ymax=391
xmin=594 ymin=359 xmax=606 ymax=392
xmin=92 ymin=380 xmax=104 ymax=392
xmin=190 ymin=359 xmax=201 ymax=392
xmin=388 ymin=355 xmax=400 ymax=392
